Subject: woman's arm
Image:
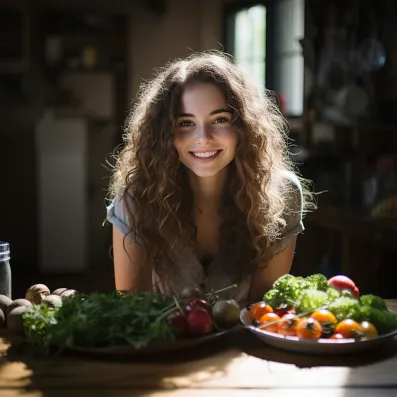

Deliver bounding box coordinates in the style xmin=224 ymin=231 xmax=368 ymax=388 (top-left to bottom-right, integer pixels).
xmin=248 ymin=237 xmax=297 ymax=302
xmin=112 ymin=226 xmax=153 ymax=292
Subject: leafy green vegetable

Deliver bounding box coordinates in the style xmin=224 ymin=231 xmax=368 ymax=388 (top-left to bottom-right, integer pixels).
xmin=264 ymin=274 xmax=330 ymax=308
xmin=296 ymin=289 xmax=328 ymax=313
xmin=358 ymin=305 xmax=397 ymax=334
xmin=326 ymin=287 xmax=340 ymax=301
xmin=304 ymin=274 xmax=328 ymax=292
xmin=264 ymin=274 xmax=307 ymax=307
xmin=262 ymin=289 xmax=280 ymax=308
xmin=22 ymin=290 xmax=176 ymax=356
xmin=359 ymin=294 xmax=387 ymax=311
xmin=327 ymin=297 xmax=361 ymax=321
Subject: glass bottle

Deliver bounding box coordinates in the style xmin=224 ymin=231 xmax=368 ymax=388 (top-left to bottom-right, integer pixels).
xmin=0 ymin=242 xmax=12 ymax=299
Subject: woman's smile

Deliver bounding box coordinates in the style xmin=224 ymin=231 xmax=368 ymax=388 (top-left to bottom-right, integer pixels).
xmin=189 ymin=149 xmax=223 ymax=161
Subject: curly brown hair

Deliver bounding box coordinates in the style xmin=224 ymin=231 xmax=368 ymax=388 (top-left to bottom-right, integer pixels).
xmin=108 ymin=51 xmax=314 ymax=282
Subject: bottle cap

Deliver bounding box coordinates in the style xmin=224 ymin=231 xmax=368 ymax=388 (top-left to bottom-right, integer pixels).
xmin=0 ymin=242 xmax=10 ymax=261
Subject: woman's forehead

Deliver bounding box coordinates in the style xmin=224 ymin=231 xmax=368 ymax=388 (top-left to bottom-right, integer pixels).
xmin=179 ymin=82 xmax=228 ymax=114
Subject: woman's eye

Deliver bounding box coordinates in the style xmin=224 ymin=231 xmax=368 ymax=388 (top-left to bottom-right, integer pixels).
xmin=213 ymin=117 xmax=230 ymax=124
xmin=177 ymin=120 xmax=194 ymax=127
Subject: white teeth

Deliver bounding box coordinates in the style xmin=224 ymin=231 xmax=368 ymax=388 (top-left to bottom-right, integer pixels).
xmin=192 ymin=151 xmax=218 ymax=158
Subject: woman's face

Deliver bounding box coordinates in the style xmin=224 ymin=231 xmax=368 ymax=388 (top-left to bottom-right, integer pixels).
xmin=173 ymin=82 xmax=238 ymax=178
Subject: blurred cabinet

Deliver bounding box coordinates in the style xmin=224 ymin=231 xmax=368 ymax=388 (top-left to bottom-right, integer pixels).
xmin=35 ymin=113 xmax=114 ymax=274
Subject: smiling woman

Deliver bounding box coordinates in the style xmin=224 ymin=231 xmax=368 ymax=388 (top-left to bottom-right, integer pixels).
xmin=173 ymin=82 xmax=238 ymax=179
xmin=105 ymin=51 xmax=315 ymax=304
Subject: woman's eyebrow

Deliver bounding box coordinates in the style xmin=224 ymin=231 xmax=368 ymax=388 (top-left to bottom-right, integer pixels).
xmin=177 ymin=108 xmax=232 ymax=118
xmin=210 ymin=108 xmax=232 ymax=116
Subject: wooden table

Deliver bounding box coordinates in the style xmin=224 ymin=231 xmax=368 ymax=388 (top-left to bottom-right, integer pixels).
xmin=0 ymin=300 xmax=396 ymax=397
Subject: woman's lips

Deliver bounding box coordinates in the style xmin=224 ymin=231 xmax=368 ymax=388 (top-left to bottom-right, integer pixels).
xmin=189 ymin=150 xmax=222 ymax=161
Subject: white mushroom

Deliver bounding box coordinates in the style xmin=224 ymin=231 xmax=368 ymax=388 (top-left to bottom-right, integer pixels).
xmin=60 ymin=289 xmax=79 ymax=299
xmin=25 ymin=284 xmax=51 ymax=304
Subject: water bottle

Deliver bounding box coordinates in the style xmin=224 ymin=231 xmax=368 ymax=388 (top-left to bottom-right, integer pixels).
xmin=0 ymin=242 xmax=12 ymax=299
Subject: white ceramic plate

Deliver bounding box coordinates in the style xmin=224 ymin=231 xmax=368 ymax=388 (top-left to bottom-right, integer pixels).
xmin=240 ymin=308 xmax=397 ymax=355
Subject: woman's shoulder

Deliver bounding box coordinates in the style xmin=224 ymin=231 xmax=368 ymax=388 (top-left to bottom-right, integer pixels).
xmin=278 ymin=169 xmax=303 ymax=194
xmin=277 ymin=169 xmax=304 ymax=224
xmin=106 ymin=189 xmax=136 ymax=236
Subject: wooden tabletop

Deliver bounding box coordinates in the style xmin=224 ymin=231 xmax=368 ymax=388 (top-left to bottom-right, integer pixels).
xmin=0 ymin=300 xmax=396 ymax=397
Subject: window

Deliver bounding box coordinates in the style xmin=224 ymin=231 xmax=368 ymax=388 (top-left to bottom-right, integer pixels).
xmin=234 ymin=4 xmax=267 ymax=88
xmin=273 ymin=0 xmax=305 ymax=116
xmin=224 ymin=0 xmax=304 ymax=116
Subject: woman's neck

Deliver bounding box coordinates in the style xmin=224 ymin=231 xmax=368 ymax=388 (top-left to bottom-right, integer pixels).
xmin=189 ymin=168 xmax=228 ymax=213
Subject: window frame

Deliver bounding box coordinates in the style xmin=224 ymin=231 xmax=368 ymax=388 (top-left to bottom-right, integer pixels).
xmin=222 ymin=0 xmax=276 ymax=91
xmin=222 ymin=0 xmax=305 ymax=117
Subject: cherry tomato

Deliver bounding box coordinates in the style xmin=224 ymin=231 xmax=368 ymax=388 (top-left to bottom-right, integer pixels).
xmin=310 ymin=309 xmax=337 ymax=325
xmin=329 ymin=333 xmax=345 ymax=340
xmin=186 ymin=307 xmax=213 ymax=336
xmin=334 ymin=319 xmax=363 ymax=339
xmin=274 ymin=304 xmax=292 ymax=318
xmin=277 ymin=313 xmax=299 ymax=336
xmin=166 ymin=308 xmax=188 ymax=337
xmin=249 ymin=302 xmax=273 ymax=323
xmin=296 ymin=317 xmax=322 ymax=340
xmin=258 ymin=312 xmax=281 ymax=333
xmin=184 ymin=298 xmax=211 ymax=314
xmin=360 ymin=321 xmax=378 ymax=338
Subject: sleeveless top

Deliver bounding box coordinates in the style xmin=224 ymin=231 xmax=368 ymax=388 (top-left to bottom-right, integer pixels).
xmin=105 ymin=170 xmax=305 ymax=303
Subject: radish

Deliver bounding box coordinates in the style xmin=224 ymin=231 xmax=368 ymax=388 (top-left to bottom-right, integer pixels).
xmin=328 ymin=275 xmax=359 ymax=297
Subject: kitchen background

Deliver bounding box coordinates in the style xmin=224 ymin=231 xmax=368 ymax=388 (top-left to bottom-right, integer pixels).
xmin=1 ymin=0 xmax=396 ymax=299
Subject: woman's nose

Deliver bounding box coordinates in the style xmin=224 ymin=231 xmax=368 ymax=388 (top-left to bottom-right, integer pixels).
xmin=195 ymin=124 xmax=213 ymax=143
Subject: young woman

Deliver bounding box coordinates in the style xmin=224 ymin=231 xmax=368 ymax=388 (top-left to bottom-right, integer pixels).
xmin=106 ymin=52 xmax=314 ymax=304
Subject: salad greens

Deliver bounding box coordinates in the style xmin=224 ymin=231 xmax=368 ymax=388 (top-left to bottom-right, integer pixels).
xmin=263 ymin=273 xmax=329 ymax=308
xmin=263 ymin=274 xmax=397 ymax=335
xmin=22 ymin=291 xmax=176 ymax=356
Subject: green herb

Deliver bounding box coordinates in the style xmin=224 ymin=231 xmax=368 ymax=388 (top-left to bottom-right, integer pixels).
xmin=22 ymin=290 xmax=176 ymax=356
